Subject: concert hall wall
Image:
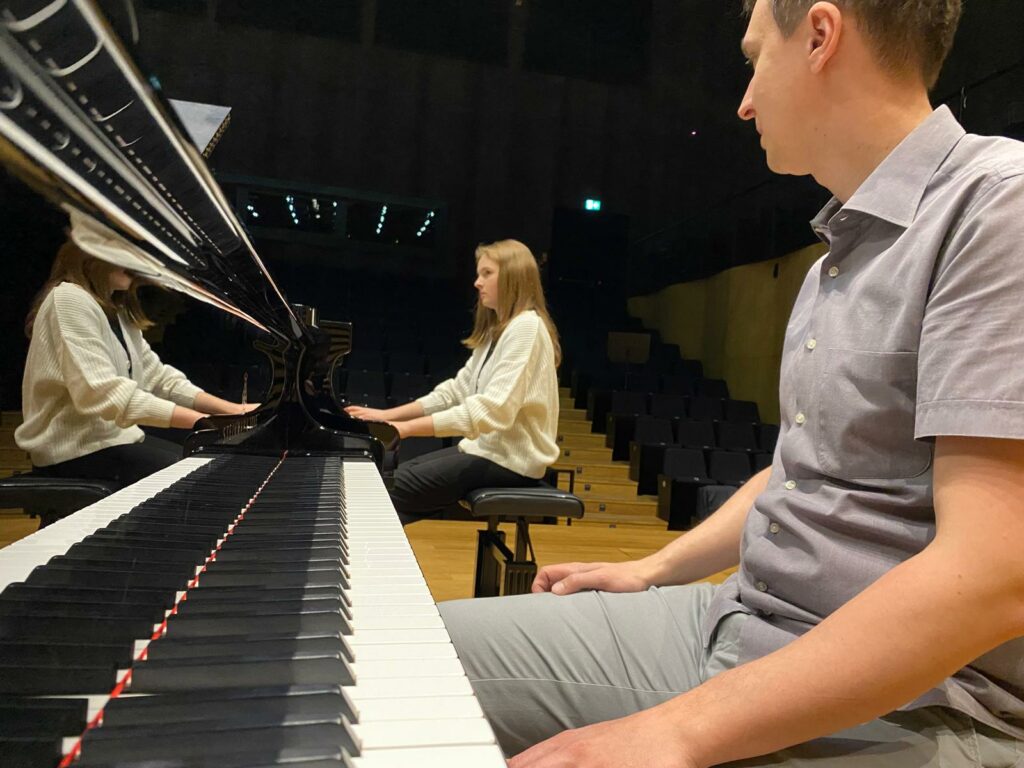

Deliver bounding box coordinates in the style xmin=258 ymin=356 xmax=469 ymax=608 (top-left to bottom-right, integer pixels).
xmin=628 ymin=242 xmax=827 ymax=425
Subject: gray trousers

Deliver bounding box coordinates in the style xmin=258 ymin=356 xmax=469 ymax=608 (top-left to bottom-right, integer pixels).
xmin=438 ymin=584 xmax=1022 ymax=766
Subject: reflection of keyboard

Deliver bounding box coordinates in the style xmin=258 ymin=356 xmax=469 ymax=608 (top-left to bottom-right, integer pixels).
xmin=0 ymin=455 xmax=505 ymax=767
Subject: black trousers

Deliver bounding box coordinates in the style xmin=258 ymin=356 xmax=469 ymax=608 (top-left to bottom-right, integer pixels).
xmin=34 ymin=435 xmax=182 ymax=489
xmin=389 ymin=446 xmax=539 ymax=525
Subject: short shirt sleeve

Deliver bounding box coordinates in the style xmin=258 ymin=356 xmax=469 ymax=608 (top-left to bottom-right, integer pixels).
xmin=916 ymin=173 xmax=1024 ymax=440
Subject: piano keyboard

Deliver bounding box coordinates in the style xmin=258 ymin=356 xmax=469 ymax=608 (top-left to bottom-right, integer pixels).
xmin=0 ymin=456 xmax=505 ymax=768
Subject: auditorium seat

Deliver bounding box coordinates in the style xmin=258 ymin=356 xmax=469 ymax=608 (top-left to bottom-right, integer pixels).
xmin=660 ymin=374 xmax=699 ymax=396
xmin=598 ymin=391 xmax=649 ymax=438
xmin=688 ymin=396 xmax=725 ymax=422
xmin=675 ymin=420 xmax=717 ymax=451
xmin=708 ymin=450 xmax=754 ymax=486
xmin=715 ymin=421 xmax=760 ymax=455
xmin=650 ymin=393 xmax=689 ymax=420
xmin=753 ymin=452 xmax=774 ymax=472
xmin=695 ymin=378 xmax=730 ymax=399
xmin=387 ymin=351 xmax=427 ymax=375
xmin=344 ymin=370 xmax=388 ymax=400
xmin=628 ymin=416 xmax=677 ymax=495
xmin=656 ymin=448 xmax=715 ymax=530
xmin=343 ymin=350 xmax=385 ymax=372
xmin=759 ymin=424 xmax=780 ymax=453
xmin=724 ymin=399 xmax=760 ymax=424
xmin=389 ymin=373 xmax=432 ymax=404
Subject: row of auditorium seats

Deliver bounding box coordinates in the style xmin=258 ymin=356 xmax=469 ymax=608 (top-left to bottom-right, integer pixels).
xmin=627 ymin=417 xmax=778 ymax=494
xmin=656 ymin=447 xmax=773 ymax=530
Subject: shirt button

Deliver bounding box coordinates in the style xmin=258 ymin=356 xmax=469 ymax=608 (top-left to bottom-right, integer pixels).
xmin=794 ymin=412 xmax=806 ymax=425
xmin=784 ymin=480 xmax=797 ymax=490
xmin=768 ymin=522 xmax=781 ymax=534
xmin=827 ymin=266 xmax=840 ymax=278
xmin=806 ymin=339 xmax=817 ymax=350
xmin=756 ymin=581 xmax=769 ymax=592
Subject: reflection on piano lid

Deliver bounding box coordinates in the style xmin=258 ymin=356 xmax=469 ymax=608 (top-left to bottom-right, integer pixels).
xmin=0 ymin=0 xmax=296 ymax=339
xmin=0 ymin=0 xmax=400 ymax=457
xmin=168 ymin=98 xmax=231 ymax=158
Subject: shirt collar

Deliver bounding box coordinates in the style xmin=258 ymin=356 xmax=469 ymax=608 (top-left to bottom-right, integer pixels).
xmin=810 ymin=105 xmax=966 ymax=238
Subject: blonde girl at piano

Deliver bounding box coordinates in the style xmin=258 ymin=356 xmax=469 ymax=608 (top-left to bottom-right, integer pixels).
xmin=16 ymin=239 xmax=257 ymax=488
xmin=346 ymin=239 xmax=561 ymax=525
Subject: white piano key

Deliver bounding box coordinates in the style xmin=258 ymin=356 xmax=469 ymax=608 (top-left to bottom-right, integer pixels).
xmin=352 ymin=657 xmax=467 ymax=679
xmin=350 ymin=614 xmax=445 ymax=631
xmin=355 ymin=717 xmax=495 ymax=749
xmin=353 ymin=745 xmax=506 ymax=768
xmin=345 ymin=675 xmax=475 ymax=700
xmin=351 ymin=643 xmax=457 ymax=661
xmin=356 ymin=694 xmax=485 ymax=722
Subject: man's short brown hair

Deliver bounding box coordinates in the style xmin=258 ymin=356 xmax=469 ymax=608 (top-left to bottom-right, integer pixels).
xmin=742 ymin=0 xmax=962 ymax=89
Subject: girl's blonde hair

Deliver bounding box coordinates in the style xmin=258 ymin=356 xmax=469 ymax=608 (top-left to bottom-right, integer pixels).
xmin=462 ymin=239 xmax=561 ymax=367
xmin=25 ymin=239 xmax=153 ymax=338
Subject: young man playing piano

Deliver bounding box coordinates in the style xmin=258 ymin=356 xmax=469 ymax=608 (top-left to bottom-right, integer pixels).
xmin=440 ymin=1 xmax=1024 ymax=766
xmin=16 ymin=238 xmax=256 ymax=488
xmin=346 ymin=239 xmax=561 ymax=525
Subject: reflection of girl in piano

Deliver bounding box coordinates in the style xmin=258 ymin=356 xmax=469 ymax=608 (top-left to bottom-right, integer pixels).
xmin=15 ymin=240 xmax=257 ymax=488
xmin=346 ymin=239 xmax=561 ymax=524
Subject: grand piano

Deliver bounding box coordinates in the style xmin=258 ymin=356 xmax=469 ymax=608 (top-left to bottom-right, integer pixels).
xmin=0 ymin=1 xmax=506 ymax=765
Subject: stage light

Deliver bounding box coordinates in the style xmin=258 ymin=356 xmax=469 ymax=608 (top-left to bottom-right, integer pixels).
xmin=584 ymin=198 xmax=602 ymax=211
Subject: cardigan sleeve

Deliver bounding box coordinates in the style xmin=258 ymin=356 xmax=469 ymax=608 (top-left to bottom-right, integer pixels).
xmin=50 ymin=285 xmax=176 ymax=428
xmin=417 ymin=351 xmax=476 ymax=415
xmin=431 ymin=314 xmax=540 ymax=439
xmin=136 ymin=330 xmax=203 ymax=408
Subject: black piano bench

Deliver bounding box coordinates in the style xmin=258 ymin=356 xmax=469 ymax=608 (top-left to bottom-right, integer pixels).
xmin=462 ymin=484 xmax=584 ymax=598
xmin=0 ymin=472 xmax=118 ymax=528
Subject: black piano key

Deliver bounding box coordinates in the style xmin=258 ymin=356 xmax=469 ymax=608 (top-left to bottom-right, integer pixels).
xmin=143 ymin=632 xmax=354 ymax=664
xmin=0 ymin=614 xmax=157 ymax=643
xmin=130 ymin=651 xmax=354 ymax=690
xmin=185 ymin=584 xmax=347 ymax=605
xmin=0 ymin=640 xmax=135 ymax=668
xmin=0 ymin=697 xmax=88 ymax=737
xmin=212 ymin=546 xmax=348 ymax=566
xmin=162 ymin=610 xmax=351 ymax=639
xmin=66 ymin=541 xmax=208 ymax=566
xmin=41 ymin=555 xmax=198 ymax=580
xmin=101 ymin=684 xmax=353 ymax=723
xmin=77 ymin=718 xmax=360 ymax=763
xmin=0 ymin=584 xmax=176 ymax=610
xmin=0 ymin=663 xmax=117 ymax=695
xmin=194 ymin=569 xmax=348 ymax=590
xmin=0 ymin=736 xmax=63 ymax=768
xmin=75 ymin=746 xmax=354 ymax=768
xmin=26 ymin=562 xmax=194 ymax=591
xmin=0 ymin=597 xmax=166 ymax=623
xmin=175 ymin=596 xmax=351 ymax=621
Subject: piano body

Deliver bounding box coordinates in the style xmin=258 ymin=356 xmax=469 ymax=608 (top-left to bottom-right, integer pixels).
xmin=0 ymin=1 xmax=505 ymax=766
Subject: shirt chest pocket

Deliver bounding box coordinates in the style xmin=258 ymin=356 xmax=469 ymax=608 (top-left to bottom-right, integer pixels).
xmin=815 ymin=349 xmax=932 ymax=480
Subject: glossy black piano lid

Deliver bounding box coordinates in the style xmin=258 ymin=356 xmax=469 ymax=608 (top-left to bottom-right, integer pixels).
xmin=0 ymin=0 xmax=301 ymax=341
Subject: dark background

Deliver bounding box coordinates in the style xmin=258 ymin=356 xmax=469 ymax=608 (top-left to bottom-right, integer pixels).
xmin=1 ymin=0 xmax=1022 ymax=407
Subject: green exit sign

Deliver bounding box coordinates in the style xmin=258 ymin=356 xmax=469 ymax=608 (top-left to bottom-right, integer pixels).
xmin=584 ymin=198 xmax=602 ymax=211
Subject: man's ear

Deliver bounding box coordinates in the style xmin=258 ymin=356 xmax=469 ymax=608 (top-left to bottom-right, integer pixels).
xmin=806 ymin=1 xmax=843 ymax=74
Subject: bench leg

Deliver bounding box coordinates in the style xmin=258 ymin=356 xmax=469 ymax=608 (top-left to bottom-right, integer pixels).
xmin=473 ymin=518 xmax=539 ymax=598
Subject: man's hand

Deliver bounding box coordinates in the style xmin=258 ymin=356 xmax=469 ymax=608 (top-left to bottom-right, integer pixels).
xmin=508 ymin=707 xmax=698 ymax=768
xmin=345 ymin=405 xmax=388 ymax=421
xmin=532 ymin=560 xmax=655 ymax=595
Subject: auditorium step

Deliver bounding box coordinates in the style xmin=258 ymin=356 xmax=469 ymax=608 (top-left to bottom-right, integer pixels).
xmin=581 ymin=497 xmax=658 ymax=518
xmin=556 ymin=432 xmax=605 ymax=449
xmin=557 ymin=446 xmax=614 ymax=463
xmin=0 ymin=447 xmax=29 ymax=465
xmin=571 ymin=478 xmax=643 ymax=500
xmin=1 ymin=411 xmax=22 ymax=427
xmin=557 ymin=420 xmax=596 ymax=437
xmin=553 ymin=460 xmax=630 ymax=482
xmin=560 ymin=408 xmax=590 ymax=424
xmin=572 ymin=512 xmax=666 ymax=529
